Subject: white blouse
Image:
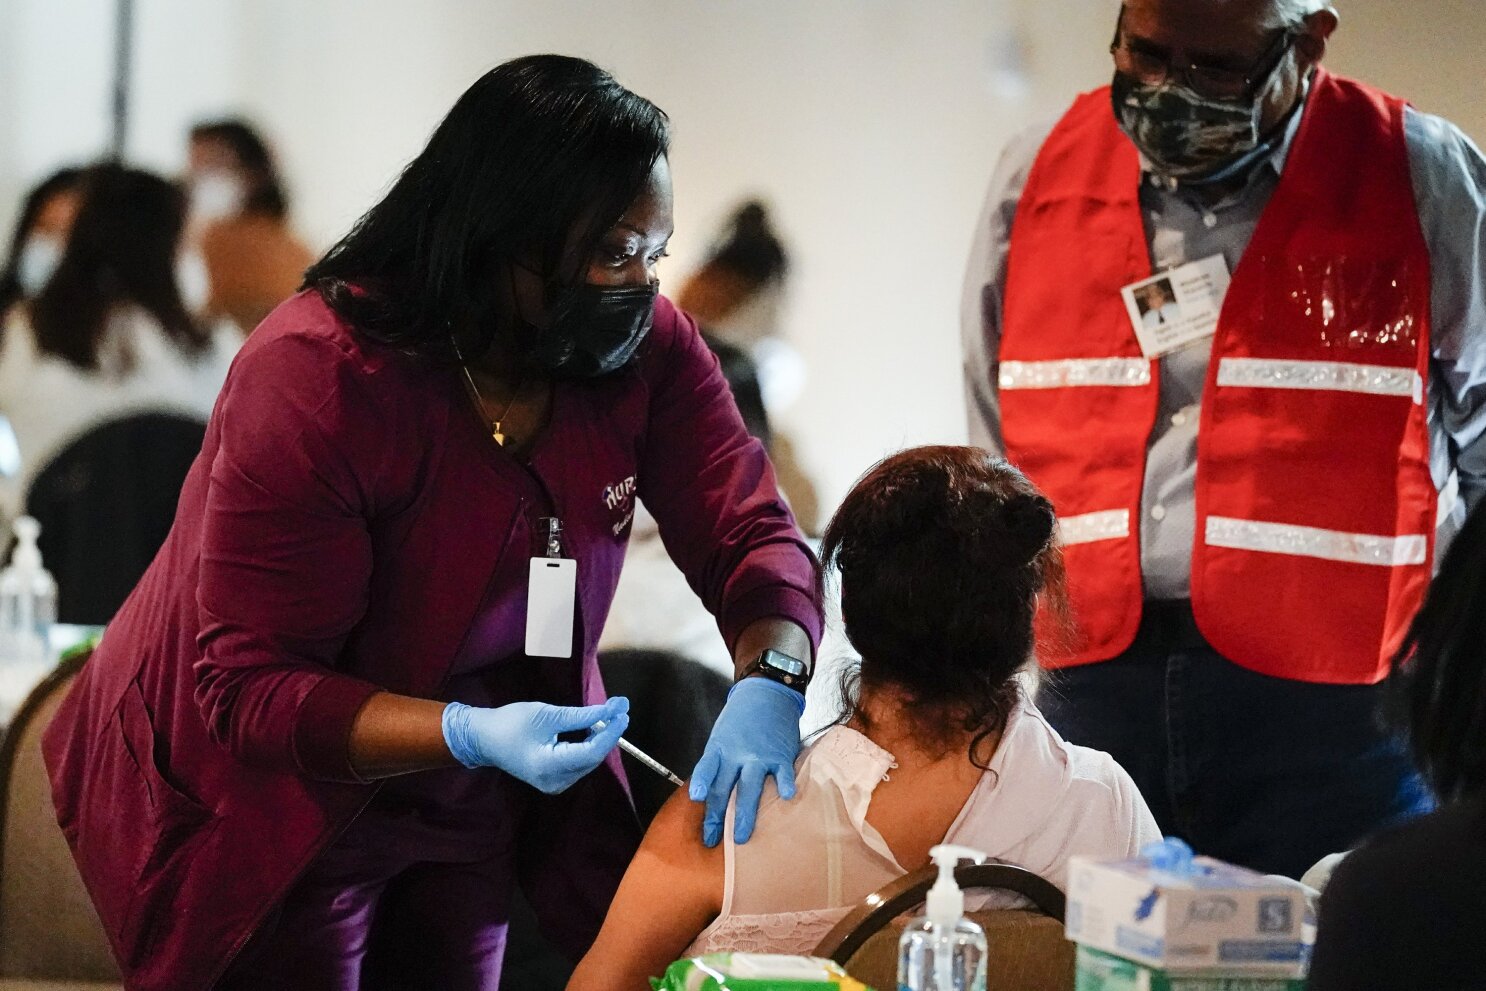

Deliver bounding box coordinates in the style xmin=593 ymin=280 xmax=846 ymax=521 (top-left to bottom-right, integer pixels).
xmin=0 ymin=305 xmax=238 ymax=524
xmin=685 ymin=693 xmax=1161 ymax=957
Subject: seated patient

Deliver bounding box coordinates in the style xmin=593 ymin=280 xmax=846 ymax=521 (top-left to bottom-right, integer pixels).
xmin=1308 ymin=501 xmax=1486 ymax=991
xmin=568 ymin=446 xmax=1160 ymax=990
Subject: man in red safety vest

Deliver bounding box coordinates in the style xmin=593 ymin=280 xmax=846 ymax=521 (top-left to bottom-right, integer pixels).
xmin=962 ymin=0 xmax=1486 ymax=879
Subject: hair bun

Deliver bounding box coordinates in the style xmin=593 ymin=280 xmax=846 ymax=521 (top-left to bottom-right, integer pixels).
xmin=732 ymin=200 xmax=768 ymax=232
xmin=996 ymin=493 xmax=1055 ymax=567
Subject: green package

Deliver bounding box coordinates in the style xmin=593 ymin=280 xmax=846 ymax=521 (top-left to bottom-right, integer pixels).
xmin=1076 ymin=946 xmax=1306 ymax=991
xmin=650 ymin=953 xmax=874 ymax=991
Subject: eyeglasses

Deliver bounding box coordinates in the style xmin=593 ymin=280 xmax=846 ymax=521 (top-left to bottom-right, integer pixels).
xmin=1110 ymin=12 xmax=1298 ymax=101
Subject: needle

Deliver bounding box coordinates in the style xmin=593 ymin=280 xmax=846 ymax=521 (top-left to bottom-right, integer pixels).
xmin=594 ymin=720 xmax=686 ymax=788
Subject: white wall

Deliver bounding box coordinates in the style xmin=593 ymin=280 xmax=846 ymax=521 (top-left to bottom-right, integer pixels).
xmin=4 ymin=0 xmax=1486 ymax=514
xmin=0 ymin=0 xmax=241 ymax=205
xmin=223 ymin=0 xmax=1032 ymax=515
xmin=0 ymin=0 xmax=116 ymax=187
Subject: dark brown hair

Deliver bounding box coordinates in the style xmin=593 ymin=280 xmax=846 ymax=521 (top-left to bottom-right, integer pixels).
xmin=30 ymin=164 xmax=209 ymax=371
xmin=189 ymin=118 xmax=289 ymax=219
xmin=1388 ymin=500 xmax=1486 ymax=805
xmin=820 ymin=446 xmax=1069 ymax=766
xmin=0 ymin=166 xmax=84 ymax=316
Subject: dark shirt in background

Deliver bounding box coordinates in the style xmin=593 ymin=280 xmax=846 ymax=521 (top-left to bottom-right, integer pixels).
xmin=1309 ymin=796 xmax=1486 ymax=990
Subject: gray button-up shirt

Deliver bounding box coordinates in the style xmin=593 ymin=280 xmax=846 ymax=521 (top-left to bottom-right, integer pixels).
xmin=962 ymin=94 xmax=1486 ymax=599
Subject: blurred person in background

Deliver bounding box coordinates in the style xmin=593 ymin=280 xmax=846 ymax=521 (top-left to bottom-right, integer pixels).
xmin=0 ymin=167 xmax=85 ymax=483
xmin=677 ymin=200 xmax=819 ymax=533
xmin=0 ymin=164 xmax=238 ymax=523
xmin=0 ymin=166 xmax=85 ymax=321
xmin=1309 ymin=500 xmax=1486 ymax=990
xmin=187 ymin=117 xmax=314 ymax=335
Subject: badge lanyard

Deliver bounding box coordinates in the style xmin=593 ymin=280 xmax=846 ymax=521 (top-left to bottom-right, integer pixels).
xmin=526 ymin=516 xmax=576 ymax=658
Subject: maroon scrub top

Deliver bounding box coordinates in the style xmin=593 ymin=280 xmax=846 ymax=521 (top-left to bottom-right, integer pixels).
xmin=42 ymin=291 xmax=822 ymax=991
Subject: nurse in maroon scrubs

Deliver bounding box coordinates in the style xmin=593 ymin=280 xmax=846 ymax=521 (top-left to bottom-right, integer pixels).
xmin=43 ymin=55 xmax=821 ymax=991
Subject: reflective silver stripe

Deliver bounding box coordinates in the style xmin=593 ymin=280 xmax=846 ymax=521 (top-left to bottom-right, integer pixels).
xmin=1215 ymin=357 xmax=1420 ymax=399
xmin=1059 ymin=509 xmax=1130 ymax=547
xmin=999 ymin=358 xmax=1151 ymax=390
xmin=1204 ymin=516 xmax=1427 ymax=567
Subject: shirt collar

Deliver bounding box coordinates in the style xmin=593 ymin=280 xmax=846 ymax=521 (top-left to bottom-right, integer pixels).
xmin=940 ymin=692 xmax=1076 ymax=855
xmin=1264 ymin=76 xmax=1311 ymax=176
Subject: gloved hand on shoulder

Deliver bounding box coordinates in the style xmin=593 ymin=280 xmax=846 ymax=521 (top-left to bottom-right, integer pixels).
xmin=690 ymin=677 xmax=803 ymax=848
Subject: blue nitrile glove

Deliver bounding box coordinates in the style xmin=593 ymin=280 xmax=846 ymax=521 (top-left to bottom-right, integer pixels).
xmin=689 ymin=677 xmax=804 ymax=848
xmin=1141 ymin=836 xmax=1196 ymax=873
xmin=441 ymin=697 xmax=629 ymax=795
xmin=1139 ymin=836 xmax=1221 ymax=882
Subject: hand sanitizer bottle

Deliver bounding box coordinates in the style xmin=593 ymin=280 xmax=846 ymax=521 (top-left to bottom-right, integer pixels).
xmin=897 ymin=844 xmax=990 ymax=991
xmin=0 ymin=516 xmax=56 ymax=665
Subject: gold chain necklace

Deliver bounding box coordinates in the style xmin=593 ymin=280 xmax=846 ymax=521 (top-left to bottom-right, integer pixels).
xmin=453 ymin=342 xmax=526 ymax=447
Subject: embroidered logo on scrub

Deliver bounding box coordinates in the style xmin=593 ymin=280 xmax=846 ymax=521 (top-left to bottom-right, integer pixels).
xmin=603 ymin=475 xmax=637 ymax=536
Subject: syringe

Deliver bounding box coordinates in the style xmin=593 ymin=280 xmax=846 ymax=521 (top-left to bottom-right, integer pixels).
xmin=594 ymin=720 xmax=686 ymax=788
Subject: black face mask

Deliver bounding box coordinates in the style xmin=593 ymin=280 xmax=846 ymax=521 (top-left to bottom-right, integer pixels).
xmin=525 ymin=282 xmax=657 ymax=379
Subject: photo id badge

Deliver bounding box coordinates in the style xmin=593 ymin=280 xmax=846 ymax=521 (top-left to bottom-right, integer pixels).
xmin=1120 ymin=254 xmax=1232 ymax=359
xmin=526 ymin=557 xmax=576 ymax=658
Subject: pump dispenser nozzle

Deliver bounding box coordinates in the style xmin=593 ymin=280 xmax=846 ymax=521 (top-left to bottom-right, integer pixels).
xmin=925 ymin=844 xmax=989 ymax=927
xmin=0 ymin=515 xmax=56 ymax=665
xmin=900 ymin=843 xmax=992 ymax=991
xmin=11 ymin=516 xmax=42 ymax=569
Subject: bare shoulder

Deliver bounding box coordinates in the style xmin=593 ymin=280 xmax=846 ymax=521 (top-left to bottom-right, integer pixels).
xmin=636 ymin=789 xmax=725 ymax=888
xmin=566 ymin=791 xmax=724 ymax=991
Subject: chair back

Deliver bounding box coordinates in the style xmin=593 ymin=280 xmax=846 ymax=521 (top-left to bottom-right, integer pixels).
xmin=814 ymin=863 xmax=1076 ymax=991
xmin=25 ymin=412 xmax=206 ymax=625
xmin=597 ymin=649 xmax=730 ymax=826
xmin=0 ymin=654 xmax=119 ymax=981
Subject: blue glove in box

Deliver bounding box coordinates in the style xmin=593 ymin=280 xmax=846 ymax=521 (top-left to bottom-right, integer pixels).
xmin=1065 ymin=839 xmax=1311 ymax=979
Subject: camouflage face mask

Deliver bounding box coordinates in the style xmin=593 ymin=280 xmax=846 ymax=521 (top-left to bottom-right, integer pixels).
xmin=1111 ymin=72 xmax=1264 ymax=182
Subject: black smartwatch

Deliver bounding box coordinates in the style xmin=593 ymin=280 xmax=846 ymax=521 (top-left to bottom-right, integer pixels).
xmin=742 ymin=648 xmax=811 ymax=693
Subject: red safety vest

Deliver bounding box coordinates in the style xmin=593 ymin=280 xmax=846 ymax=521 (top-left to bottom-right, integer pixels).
xmin=1000 ymin=69 xmax=1434 ymax=685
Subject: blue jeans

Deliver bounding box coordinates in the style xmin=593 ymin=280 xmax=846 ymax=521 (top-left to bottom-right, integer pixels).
xmin=1036 ymin=600 xmax=1433 ymax=880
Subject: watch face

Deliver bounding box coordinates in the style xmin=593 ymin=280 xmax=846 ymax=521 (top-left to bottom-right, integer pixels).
xmin=762 ymin=649 xmax=806 ymax=677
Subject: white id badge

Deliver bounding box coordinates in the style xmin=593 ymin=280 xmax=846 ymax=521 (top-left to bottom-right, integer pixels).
xmin=1120 ymin=253 xmax=1232 ymax=359
xmin=526 ymin=558 xmax=576 ymax=658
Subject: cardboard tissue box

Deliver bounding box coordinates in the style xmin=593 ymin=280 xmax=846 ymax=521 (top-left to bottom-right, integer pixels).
xmin=1065 ymin=839 xmax=1310 ymax=978
xmin=1075 ymin=945 xmax=1306 ymax=991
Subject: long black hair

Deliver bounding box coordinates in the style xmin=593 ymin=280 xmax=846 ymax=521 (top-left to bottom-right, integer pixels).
xmin=1389 ymin=503 xmax=1486 ymax=804
xmin=303 ymin=55 xmax=670 ymax=361
xmin=190 ymin=118 xmax=290 ymax=218
xmin=0 ymin=166 xmax=85 ymax=316
xmin=30 ymin=164 xmax=210 ymax=371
